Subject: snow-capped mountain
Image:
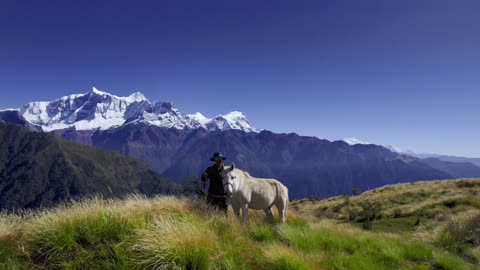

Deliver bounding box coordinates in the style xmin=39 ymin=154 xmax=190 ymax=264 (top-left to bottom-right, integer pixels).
xmin=13 ymin=87 xmax=259 ymax=132
xmin=385 ymin=145 xmax=403 ymax=153
xmin=186 ymin=112 xmax=210 ymax=127
xmin=343 ymin=137 xmax=370 ymax=145
xmin=204 ymin=111 xmax=258 ymax=132
xmin=343 ymin=138 xmax=407 ymax=155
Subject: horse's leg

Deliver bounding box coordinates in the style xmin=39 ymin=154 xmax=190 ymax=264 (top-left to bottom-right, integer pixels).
xmin=264 ymin=207 xmax=274 ymax=223
xmin=274 ymin=186 xmax=288 ymax=223
xmin=276 ymin=200 xmax=287 ymax=223
xmin=242 ymin=204 xmax=249 ymax=224
xmin=280 ymin=206 xmax=287 ymax=223
xmin=231 ymin=201 xmax=241 ymax=220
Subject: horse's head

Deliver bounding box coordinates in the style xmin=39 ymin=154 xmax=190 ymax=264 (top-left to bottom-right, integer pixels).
xmin=221 ymin=163 xmax=236 ymax=198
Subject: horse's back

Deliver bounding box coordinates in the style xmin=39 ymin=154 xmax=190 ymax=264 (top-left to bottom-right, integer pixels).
xmin=245 ymin=177 xmax=288 ymax=209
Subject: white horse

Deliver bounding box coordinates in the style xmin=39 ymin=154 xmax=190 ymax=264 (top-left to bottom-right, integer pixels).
xmin=221 ymin=164 xmax=289 ymax=223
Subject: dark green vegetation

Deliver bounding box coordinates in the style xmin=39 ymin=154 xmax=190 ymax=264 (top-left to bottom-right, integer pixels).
xmin=0 ymin=195 xmax=477 ymax=270
xmin=0 ymin=123 xmax=181 ymax=210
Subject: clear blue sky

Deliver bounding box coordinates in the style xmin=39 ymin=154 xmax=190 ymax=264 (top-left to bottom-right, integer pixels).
xmin=1 ymin=0 xmax=479 ymax=157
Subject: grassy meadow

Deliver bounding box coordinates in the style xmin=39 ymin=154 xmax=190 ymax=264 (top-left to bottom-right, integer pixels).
xmin=0 ymin=179 xmax=479 ymax=269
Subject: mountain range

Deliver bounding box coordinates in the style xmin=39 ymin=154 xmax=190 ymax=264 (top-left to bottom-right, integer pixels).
xmin=407 ymin=152 xmax=480 ymax=168
xmin=15 ymin=87 xmax=258 ymax=133
xmin=343 ymin=139 xmax=480 ymax=177
xmin=1 ymin=88 xmax=479 ymax=200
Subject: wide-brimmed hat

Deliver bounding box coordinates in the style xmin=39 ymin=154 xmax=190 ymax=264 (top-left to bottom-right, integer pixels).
xmin=210 ymin=152 xmax=227 ymax=161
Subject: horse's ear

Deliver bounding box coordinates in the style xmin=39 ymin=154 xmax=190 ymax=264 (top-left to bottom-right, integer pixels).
xmin=230 ymin=163 xmax=235 ymax=171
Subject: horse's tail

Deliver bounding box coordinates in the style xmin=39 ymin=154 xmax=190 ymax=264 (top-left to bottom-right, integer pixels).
xmin=283 ymin=185 xmax=289 ymax=220
xmin=275 ymin=181 xmax=289 ymax=222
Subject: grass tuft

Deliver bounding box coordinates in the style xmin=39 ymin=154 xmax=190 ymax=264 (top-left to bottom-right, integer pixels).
xmin=249 ymin=223 xmax=277 ymax=242
xmin=27 ymin=208 xmax=137 ymax=269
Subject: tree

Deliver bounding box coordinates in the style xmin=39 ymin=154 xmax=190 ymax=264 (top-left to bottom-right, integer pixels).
xmin=359 ymin=201 xmax=382 ymax=230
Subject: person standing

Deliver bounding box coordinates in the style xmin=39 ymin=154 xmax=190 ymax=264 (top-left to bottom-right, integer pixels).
xmin=201 ymin=152 xmax=228 ymax=213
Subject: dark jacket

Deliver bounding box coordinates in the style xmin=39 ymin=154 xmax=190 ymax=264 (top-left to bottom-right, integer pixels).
xmin=202 ymin=164 xmax=224 ymax=195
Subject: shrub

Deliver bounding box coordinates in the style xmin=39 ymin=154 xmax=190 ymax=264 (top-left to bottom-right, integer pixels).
xmin=331 ymin=204 xmax=343 ymax=213
xmin=360 ymin=201 xmax=382 ymax=220
xmin=455 ymin=180 xmax=480 ymax=188
xmin=462 ymin=214 xmax=480 ymax=246
xmin=347 ymin=208 xmax=360 ymax=221
xmin=393 ymin=208 xmax=403 ymax=218
xmin=442 ymin=199 xmax=458 ymax=208
xmin=357 ymin=201 xmax=382 ymax=229
xmin=363 ymin=220 xmax=372 ymax=230
xmin=437 ymin=220 xmax=469 ymax=253
xmin=413 ymin=215 xmax=421 ymax=226
xmin=436 ymin=214 xmax=480 ymax=254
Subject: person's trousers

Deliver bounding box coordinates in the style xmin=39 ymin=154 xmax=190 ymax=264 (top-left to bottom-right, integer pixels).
xmin=206 ymin=195 xmax=228 ymax=214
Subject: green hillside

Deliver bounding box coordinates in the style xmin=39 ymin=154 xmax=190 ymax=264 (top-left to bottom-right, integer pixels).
xmin=292 ymin=178 xmax=480 ymax=268
xmin=0 ymin=123 xmax=181 ymax=209
xmin=0 ymin=182 xmax=478 ymax=269
xmin=291 ymin=178 xmax=480 ymax=232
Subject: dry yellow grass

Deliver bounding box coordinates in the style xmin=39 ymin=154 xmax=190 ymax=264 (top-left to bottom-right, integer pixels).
xmin=291 ymin=178 xmax=479 ymax=214
xmin=291 ymin=178 xmax=480 ymax=242
xmin=0 ymin=180 xmax=478 ymax=269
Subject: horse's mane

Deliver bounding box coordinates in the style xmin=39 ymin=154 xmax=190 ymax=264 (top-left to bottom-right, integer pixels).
xmin=241 ymin=170 xmax=251 ymax=178
xmin=230 ymin=167 xmax=252 ymax=178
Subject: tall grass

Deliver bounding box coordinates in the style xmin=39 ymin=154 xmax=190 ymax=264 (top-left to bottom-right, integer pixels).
xmin=0 ymin=195 xmax=477 ymax=269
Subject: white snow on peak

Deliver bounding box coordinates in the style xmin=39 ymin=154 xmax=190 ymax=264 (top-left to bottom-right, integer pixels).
xmin=126 ymin=91 xmax=148 ymax=103
xmin=205 ymin=111 xmax=258 ymax=133
xmin=19 ymin=88 xmax=153 ymax=131
xmin=343 ymin=137 xmax=370 ymax=145
xmin=223 ymin=111 xmax=245 ymax=120
xmin=13 ymin=88 xmax=259 ymax=133
xmin=91 ymin=87 xmax=107 ymax=95
xmin=385 ymin=145 xmax=402 ymax=153
xmin=0 ymin=108 xmax=18 ymax=112
xmin=20 ymin=101 xmax=50 ymax=126
xmin=187 ymin=112 xmax=210 ymax=126
xmin=343 ymin=138 xmax=404 ymax=153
